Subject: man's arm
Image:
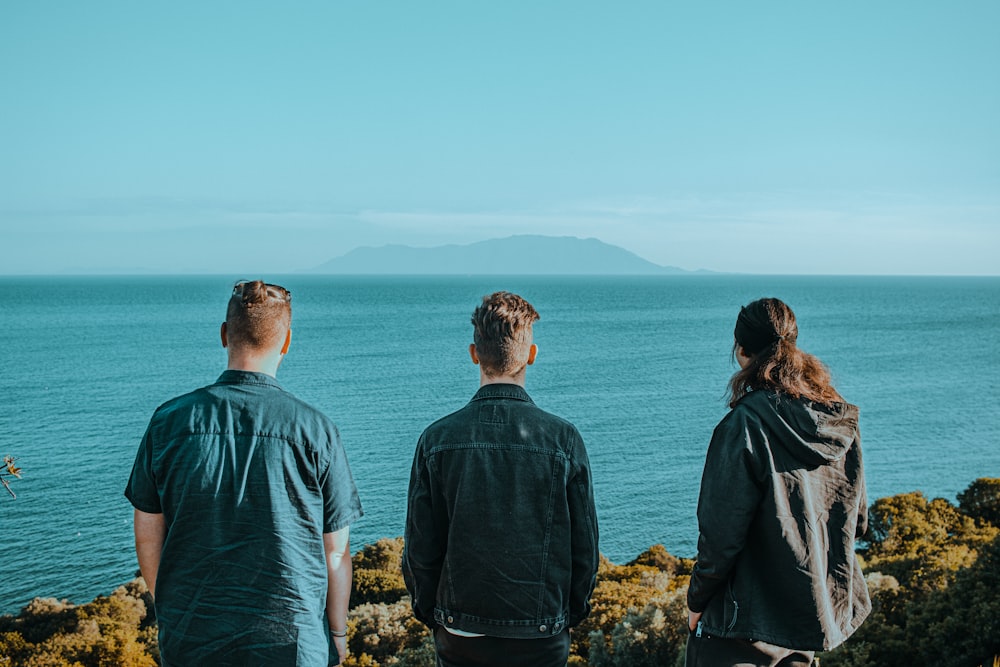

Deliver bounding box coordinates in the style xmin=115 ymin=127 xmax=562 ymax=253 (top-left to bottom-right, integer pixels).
xmin=401 ymin=437 xmax=447 ymax=629
xmin=568 ymin=435 xmax=599 ymax=627
xmin=324 ymin=527 xmax=352 ymax=666
xmin=134 ymin=509 xmax=166 ymax=599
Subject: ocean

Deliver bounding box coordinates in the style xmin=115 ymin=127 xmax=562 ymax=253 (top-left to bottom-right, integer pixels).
xmin=1 ymin=275 xmax=998 ymax=615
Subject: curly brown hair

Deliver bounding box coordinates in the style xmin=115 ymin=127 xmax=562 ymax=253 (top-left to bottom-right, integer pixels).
xmin=727 ymin=297 xmax=842 ymax=408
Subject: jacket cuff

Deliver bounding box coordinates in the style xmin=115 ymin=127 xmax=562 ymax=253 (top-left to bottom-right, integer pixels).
xmin=413 ymin=607 xmax=439 ymax=630
xmin=686 ymin=578 xmax=711 ymax=613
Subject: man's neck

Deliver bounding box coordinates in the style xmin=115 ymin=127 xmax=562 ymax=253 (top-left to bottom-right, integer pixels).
xmin=227 ymin=353 xmax=281 ymax=378
xmin=479 ymin=371 xmax=526 ymax=388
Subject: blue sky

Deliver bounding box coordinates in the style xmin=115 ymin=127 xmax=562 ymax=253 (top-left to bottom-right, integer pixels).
xmin=2 ymin=2 xmax=997 ymax=274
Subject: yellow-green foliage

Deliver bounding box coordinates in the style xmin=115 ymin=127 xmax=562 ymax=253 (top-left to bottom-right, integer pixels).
xmin=5 ymin=479 xmax=999 ymax=667
xmin=573 ymin=545 xmax=691 ymax=660
xmin=587 ymin=590 xmax=689 ymax=667
xmin=0 ymin=579 xmax=156 ymax=667
xmin=352 ymin=537 xmax=408 ymax=606
xmin=342 ymin=536 xmax=436 ymax=665
xmin=821 ymin=478 xmax=1000 ymax=667
xmin=343 ymin=599 xmax=431 ymax=667
xmin=865 ymin=488 xmax=998 ymax=591
xmin=958 ymin=478 xmax=1000 ymax=528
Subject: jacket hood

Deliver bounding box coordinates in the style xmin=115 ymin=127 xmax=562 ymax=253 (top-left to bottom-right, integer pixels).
xmin=738 ymin=390 xmax=859 ymax=466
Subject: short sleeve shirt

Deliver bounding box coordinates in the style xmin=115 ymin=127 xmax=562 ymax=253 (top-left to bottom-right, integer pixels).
xmin=125 ymin=370 xmax=363 ymax=667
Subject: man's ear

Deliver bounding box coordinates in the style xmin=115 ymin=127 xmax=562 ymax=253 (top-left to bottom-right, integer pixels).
xmin=280 ymin=329 xmax=292 ymax=355
xmin=469 ymin=343 xmax=480 ymax=365
xmin=220 ymin=322 xmax=228 ymax=348
xmin=526 ymin=343 xmax=538 ymax=366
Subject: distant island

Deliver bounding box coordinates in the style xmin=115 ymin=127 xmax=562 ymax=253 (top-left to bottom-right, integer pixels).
xmin=309 ymin=235 xmax=703 ymax=275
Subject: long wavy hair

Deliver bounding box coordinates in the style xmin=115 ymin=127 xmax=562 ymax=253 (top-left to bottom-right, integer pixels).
xmin=727 ymin=298 xmax=842 ymax=408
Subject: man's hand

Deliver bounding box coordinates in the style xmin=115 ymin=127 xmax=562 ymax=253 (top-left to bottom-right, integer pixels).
xmin=688 ymin=609 xmax=703 ymax=633
xmin=332 ymin=634 xmax=348 ymax=665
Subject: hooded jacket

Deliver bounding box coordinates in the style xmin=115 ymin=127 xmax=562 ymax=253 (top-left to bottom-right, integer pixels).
xmin=687 ymin=390 xmax=871 ymax=651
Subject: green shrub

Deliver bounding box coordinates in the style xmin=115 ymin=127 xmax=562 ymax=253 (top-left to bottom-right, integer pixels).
xmin=352 ymin=538 xmax=408 ymax=606
xmin=958 ymin=478 xmax=1000 ymax=528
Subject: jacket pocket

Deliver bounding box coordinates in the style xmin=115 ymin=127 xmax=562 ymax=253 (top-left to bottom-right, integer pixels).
xmin=724 ymin=581 xmax=740 ymax=632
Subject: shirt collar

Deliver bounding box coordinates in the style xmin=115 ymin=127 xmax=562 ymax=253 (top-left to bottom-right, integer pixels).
xmin=470 ymin=383 xmax=534 ymax=404
xmin=215 ymin=369 xmax=284 ymax=390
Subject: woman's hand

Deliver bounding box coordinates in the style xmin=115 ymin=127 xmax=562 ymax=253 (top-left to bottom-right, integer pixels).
xmin=688 ymin=609 xmax=703 ymax=632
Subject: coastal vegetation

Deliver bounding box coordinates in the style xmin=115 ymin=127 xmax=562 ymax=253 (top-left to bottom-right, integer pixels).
xmin=2 ymin=478 xmax=998 ymax=667
xmin=1 ymin=456 xmax=22 ymax=500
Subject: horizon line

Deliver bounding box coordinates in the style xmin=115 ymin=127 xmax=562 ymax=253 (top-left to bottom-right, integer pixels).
xmin=1 ymin=272 xmax=998 ymax=279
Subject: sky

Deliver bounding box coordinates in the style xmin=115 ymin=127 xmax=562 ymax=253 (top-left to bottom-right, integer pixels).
xmin=1 ymin=1 xmax=998 ymax=275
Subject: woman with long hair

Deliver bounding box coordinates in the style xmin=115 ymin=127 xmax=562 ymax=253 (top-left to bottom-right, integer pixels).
xmin=686 ymin=298 xmax=871 ymax=667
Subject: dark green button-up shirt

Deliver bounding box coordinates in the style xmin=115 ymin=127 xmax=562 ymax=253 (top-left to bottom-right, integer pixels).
xmin=126 ymin=370 xmax=362 ymax=666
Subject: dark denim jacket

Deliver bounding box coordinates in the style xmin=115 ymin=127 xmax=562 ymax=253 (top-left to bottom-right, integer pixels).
xmin=402 ymin=383 xmax=599 ymax=639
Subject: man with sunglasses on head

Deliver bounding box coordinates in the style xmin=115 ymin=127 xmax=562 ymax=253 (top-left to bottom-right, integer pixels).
xmin=126 ymin=280 xmax=363 ymax=666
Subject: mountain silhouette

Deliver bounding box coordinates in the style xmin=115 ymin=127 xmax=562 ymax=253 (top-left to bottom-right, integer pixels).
xmin=309 ymin=235 xmax=692 ymax=275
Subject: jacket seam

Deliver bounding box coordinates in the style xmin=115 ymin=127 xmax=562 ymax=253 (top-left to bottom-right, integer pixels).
xmin=154 ymin=429 xmax=319 ymax=451
xmin=535 ymin=459 xmax=560 ymax=620
xmin=425 ymin=442 xmax=569 ymax=458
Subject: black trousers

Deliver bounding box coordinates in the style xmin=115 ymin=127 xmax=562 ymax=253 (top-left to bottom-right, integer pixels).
xmin=433 ymin=627 xmax=571 ymax=667
xmin=686 ymin=632 xmax=815 ymax=667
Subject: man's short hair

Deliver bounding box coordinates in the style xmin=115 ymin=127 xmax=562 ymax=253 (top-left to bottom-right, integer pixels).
xmin=226 ymin=280 xmax=292 ymax=351
xmin=471 ymin=291 xmax=540 ymax=377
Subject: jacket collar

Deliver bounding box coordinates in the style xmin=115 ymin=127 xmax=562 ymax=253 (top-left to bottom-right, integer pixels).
xmin=470 ymin=383 xmax=534 ymax=404
xmin=215 ymin=369 xmax=284 ymax=389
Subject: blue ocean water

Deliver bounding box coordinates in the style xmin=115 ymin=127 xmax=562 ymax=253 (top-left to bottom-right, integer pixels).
xmin=1 ymin=275 xmax=998 ymax=615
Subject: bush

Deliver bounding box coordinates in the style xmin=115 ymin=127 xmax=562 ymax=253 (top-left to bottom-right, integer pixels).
xmin=588 ymin=590 xmax=688 ymax=667
xmin=0 ymin=579 xmax=156 ymax=667
xmin=344 ymin=599 xmax=430 ymax=667
xmin=958 ymin=478 xmax=1000 ymax=528
xmin=627 ymin=544 xmax=682 ymax=577
xmin=352 ymin=538 xmax=409 ymax=606
xmin=7 ymin=478 xmax=1000 ymax=667
xmin=822 ymin=490 xmax=1000 ymax=667
xmin=571 ymin=553 xmax=681 ymax=659
xmin=865 ymin=491 xmax=997 ymax=591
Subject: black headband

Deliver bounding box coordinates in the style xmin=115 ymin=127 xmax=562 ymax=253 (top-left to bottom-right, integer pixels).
xmin=734 ymin=306 xmax=782 ymax=355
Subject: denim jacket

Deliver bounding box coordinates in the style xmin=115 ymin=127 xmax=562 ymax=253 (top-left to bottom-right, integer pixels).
xmin=402 ymin=383 xmax=599 ymax=639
